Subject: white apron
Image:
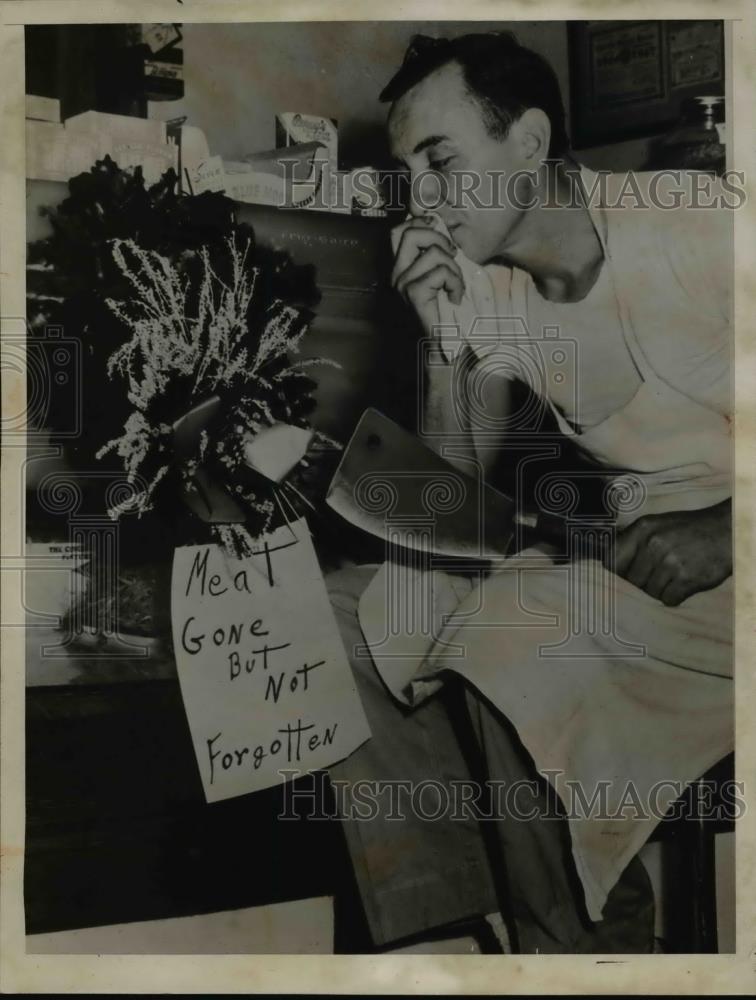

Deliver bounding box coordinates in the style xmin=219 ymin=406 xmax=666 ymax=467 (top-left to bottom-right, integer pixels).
xmin=359 ymin=168 xmax=733 ymax=920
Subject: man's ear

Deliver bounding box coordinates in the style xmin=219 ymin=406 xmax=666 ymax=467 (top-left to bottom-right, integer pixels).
xmin=512 ymin=108 xmax=551 ymax=164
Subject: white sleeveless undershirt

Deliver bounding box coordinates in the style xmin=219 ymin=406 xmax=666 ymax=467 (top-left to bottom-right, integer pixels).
xmin=514 ymin=260 xmax=642 ymax=431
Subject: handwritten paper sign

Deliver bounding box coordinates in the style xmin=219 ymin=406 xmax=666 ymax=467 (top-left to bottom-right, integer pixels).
xmin=171 ymin=519 xmax=371 ymax=802
xmin=191 ymin=155 xmax=226 ymax=195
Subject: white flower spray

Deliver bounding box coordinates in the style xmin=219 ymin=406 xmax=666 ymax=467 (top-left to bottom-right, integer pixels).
xmin=97 ymin=233 xmax=339 ymax=554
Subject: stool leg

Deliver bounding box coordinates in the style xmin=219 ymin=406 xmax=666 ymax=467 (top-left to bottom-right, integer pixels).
xmin=691 ymin=808 xmax=719 ymax=953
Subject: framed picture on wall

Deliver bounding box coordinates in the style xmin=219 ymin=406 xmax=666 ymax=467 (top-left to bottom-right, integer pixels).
xmin=567 ymin=19 xmax=724 ymax=149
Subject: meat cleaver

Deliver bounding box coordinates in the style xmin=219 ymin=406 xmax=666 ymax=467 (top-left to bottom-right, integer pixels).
xmin=326 ymin=408 xmax=569 ymax=560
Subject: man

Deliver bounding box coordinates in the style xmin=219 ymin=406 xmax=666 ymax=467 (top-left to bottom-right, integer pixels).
xmin=328 ymin=31 xmax=733 ymax=954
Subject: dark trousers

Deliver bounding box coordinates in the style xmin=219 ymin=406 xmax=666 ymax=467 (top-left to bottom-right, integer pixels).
xmin=327 ymin=567 xmax=654 ymax=953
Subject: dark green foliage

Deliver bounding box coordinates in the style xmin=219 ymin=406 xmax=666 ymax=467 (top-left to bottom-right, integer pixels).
xmin=28 ymin=156 xmax=321 ymax=464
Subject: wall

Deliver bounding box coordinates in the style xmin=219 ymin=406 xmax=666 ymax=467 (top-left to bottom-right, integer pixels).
xmin=148 ymin=20 xmax=651 ymax=173
xmin=580 ymin=136 xmax=653 ymax=173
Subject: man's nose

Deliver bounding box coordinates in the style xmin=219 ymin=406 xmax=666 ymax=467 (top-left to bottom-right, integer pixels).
xmin=408 ymin=170 xmax=445 ymax=217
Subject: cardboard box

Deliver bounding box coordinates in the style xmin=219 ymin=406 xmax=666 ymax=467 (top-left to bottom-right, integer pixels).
xmin=141 ymin=23 xmax=182 ymax=54
xmin=178 ymin=125 xmax=211 ymax=193
xmin=111 ymin=142 xmax=179 ymax=186
xmin=245 ymin=141 xmax=327 ymax=183
xmin=62 ymin=112 xmax=176 ymax=185
xmin=27 ymin=118 xmax=177 ymax=185
xmin=26 ymin=120 xmax=68 ymax=181
xmin=25 ymin=121 xmax=99 ymax=182
xmin=64 ymin=110 xmax=166 ymax=147
xmin=300 ymin=168 xmax=351 ymax=215
xmin=275 ymin=112 xmax=337 ymax=171
xmin=348 ymin=166 xmax=388 ymax=217
xmin=224 ymin=167 xmax=286 ymax=207
xmin=25 ymin=95 xmax=61 ymax=123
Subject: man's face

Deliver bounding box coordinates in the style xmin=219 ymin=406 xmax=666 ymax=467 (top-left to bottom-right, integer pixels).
xmin=388 ymin=60 xmax=531 ymax=264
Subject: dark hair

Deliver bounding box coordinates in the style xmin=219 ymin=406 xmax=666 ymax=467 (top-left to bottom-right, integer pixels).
xmin=380 ymin=32 xmax=570 ymax=157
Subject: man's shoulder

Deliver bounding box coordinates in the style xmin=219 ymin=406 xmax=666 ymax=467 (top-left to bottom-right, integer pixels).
xmin=587 ymin=167 xmax=737 ymax=215
xmin=593 ymin=169 xmax=732 ymax=319
xmin=585 ymin=168 xmax=731 ymax=265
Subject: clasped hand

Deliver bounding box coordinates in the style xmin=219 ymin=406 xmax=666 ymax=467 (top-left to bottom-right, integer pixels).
xmin=391 ymin=218 xmax=464 ymax=335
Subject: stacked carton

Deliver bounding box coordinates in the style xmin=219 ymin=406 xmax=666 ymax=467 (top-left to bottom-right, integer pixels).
xmin=64 ymin=111 xmax=177 ymax=184
xmin=26 ymin=97 xmax=386 ymax=216
xmin=183 ymin=112 xmax=386 ymax=216
xmin=25 ymin=101 xmax=178 ymax=184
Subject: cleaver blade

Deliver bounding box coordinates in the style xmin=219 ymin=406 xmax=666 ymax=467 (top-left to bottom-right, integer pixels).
xmin=326 ymin=408 xmax=527 ymax=559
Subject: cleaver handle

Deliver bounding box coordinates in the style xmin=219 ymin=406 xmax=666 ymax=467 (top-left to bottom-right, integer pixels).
xmin=517 ymin=509 xmax=610 ymax=561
